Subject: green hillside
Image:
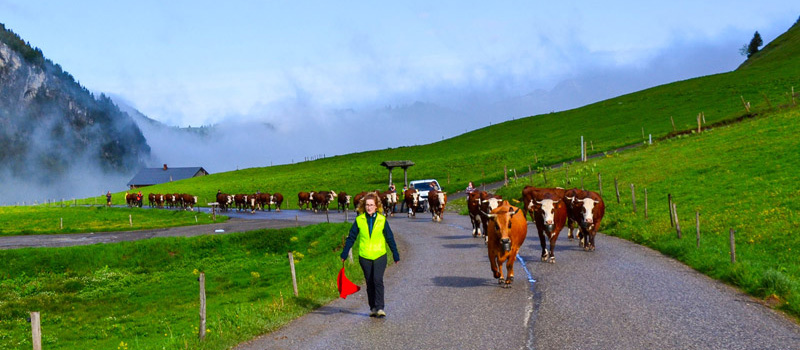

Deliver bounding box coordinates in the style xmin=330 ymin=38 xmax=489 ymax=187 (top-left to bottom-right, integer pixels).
xmin=93 ymin=22 xmax=800 ymax=208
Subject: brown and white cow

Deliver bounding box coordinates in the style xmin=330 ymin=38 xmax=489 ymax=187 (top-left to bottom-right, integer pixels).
xmin=522 ymin=186 xmax=568 ymax=263
xmin=272 ymin=192 xmax=284 ymax=211
xmin=467 ymin=191 xmax=486 ymax=237
xmin=216 ymin=192 xmax=233 ymax=212
xmin=403 ymin=188 xmax=420 ymax=218
xmin=298 ymin=192 xmax=313 ymax=210
xmin=382 ymin=190 xmax=398 ymax=216
xmin=337 ymin=191 xmax=351 ymax=212
xmin=428 ymin=189 xmax=447 ymax=222
xmin=312 ymin=191 xmax=337 ymax=213
xmin=181 ymin=193 xmax=198 ymax=211
xmin=485 ymin=200 xmax=528 ymax=288
xmin=253 ymin=192 xmax=270 ymax=211
xmin=565 ymin=189 xmax=605 ymax=251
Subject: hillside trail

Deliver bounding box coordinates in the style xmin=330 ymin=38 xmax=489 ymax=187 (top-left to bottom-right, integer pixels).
xmin=235 ymin=213 xmax=800 ymax=350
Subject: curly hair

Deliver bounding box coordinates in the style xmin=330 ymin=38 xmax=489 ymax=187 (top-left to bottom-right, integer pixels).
xmin=356 ymin=191 xmax=383 ymax=214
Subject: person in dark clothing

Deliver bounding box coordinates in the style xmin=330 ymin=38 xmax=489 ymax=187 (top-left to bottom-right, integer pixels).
xmin=340 ymin=192 xmax=400 ymax=318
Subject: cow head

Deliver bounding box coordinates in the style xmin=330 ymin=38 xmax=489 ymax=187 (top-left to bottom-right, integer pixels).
xmin=572 ymin=197 xmax=600 ymax=229
xmin=486 ymin=202 xmax=522 ymax=252
xmin=345 ymin=195 xmax=352 ymax=205
xmin=534 ymin=198 xmax=561 ymax=233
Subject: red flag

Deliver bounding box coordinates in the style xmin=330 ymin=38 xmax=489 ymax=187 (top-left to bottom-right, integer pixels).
xmin=337 ymin=266 xmax=360 ymax=299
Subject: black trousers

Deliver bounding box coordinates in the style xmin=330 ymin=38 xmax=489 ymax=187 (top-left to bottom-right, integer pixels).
xmin=359 ymin=254 xmax=387 ymax=310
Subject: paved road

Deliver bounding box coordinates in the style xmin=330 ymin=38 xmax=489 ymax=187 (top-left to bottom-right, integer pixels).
xmin=4 ymin=208 xmax=800 ymax=349
xmin=234 ymin=213 xmax=800 ymax=350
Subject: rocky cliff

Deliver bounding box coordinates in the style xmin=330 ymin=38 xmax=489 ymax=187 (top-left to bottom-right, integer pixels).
xmin=0 ymin=24 xmax=150 ymax=187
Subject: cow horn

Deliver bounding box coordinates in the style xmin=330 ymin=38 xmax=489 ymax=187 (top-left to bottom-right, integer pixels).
xmin=594 ymin=199 xmax=601 ymax=203
xmin=510 ymin=208 xmax=521 ymax=216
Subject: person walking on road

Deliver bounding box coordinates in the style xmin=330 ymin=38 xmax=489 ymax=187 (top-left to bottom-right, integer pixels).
xmin=340 ymin=192 xmax=400 ymax=318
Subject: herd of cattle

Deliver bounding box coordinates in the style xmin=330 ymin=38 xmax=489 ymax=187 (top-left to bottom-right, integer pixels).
xmin=126 ymin=193 xmax=200 ymax=211
xmin=468 ymin=186 xmax=605 ymax=288
xmin=127 ymin=183 xmax=604 ymax=289
xmin=214 ymin=192 xmax=285 ymax=212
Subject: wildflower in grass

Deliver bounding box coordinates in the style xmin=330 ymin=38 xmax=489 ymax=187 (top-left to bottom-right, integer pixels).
xmin=192 ymin=269 xmax=199 ymax=275
xmin=250 ymin=271 xmax=260 ymax=279
xmin=290 ymin=236 xmax=299 ymax=242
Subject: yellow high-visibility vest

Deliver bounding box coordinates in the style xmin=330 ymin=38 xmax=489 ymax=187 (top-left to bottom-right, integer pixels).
xmin=356 ymin=213 xmax=387 ymax=260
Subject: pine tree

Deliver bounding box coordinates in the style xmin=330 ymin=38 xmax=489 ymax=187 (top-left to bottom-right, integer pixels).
xmin=746 ymin=31 xmax=763 ymax=58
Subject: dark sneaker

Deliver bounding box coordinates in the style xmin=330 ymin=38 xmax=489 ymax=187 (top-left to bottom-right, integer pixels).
xmin=376 ymin=309 xmax=386 ymax=318
xmin=369 ymin=308 xmax=378 ymax=317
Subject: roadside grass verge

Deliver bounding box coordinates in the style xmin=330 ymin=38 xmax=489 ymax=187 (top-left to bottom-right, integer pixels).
xmin=496 ymin=107 xmax=800 ymax=318
xmin=0 ymin=222 xmax=361 ymax=349
xmin=0 ymin=206 xmax=226 ymax=236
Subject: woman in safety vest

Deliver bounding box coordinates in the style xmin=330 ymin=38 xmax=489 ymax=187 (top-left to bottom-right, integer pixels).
xmin=340 ymin=192 xmax=400 ymax=318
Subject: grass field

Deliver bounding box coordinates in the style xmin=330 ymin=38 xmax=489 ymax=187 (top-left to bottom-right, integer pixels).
xmin=495 ymin=107 xmax=800 ymax=317
xmin=0 ymin=222 xmax=364 ymax=349
xmin=0 ymin=206 xmax=226 ymax=236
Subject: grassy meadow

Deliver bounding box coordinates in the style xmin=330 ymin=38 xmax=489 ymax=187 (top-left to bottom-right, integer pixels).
xmin=0 ymin=222 xmax=364 ymax=349
xmin=0 ymin=206 xmax=225 ymax=236
xmin=495 ymin=107 xmax=800 ymax=316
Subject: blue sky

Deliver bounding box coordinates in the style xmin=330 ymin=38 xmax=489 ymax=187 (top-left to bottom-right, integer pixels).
xmin=3 ymin=1 xmax=797 ymax=127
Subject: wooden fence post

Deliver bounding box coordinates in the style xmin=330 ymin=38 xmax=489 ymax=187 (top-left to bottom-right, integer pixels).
xmin=696 ymin=211 xmax=700 ymax=248
xmin=288 ymin=252 xmax=299 ymax=296
xmin=644 ymin=188 xmax=648 ymax=219
xmin=697 ymin=113 xmax=702 ymax=133
xmin=741 ymin=96 xmax=750 ymax=113
xmin=598 ymin=173 xmax=603 ymax=196
xmin=504 ymin=166 xmax=508 ymax=186
xmin=614 ymin=177 xmax=620 ymax=204
xmin=673 ymin=202 xmax=681 ymax=239
xmin=792 ymin=86 xmax=796 ymax=106
xmin=670 ymin=116 xmax=676 ymax=132
xmin=668 ymin=194 xmax=674 ymax=227
xmin=129 ymin=214 xmax=132 ymax=227
xmin=326 ymin=209 xmax=330 ymax=223
xmin=529 ymin=165 xmax=533 ymax=185
xmin=630 ymin=184 xmax=636 ymax=213
xmin=60 ymin=218 xmax=63 ymax=230
xmin=729 ymin=229 xmax=736 ymax=263
xmin=199 ymin=272 xmax=206 ymax=340
xmin=30 ymin=312 xmax=42 ymax=350
xmin=542 ymin=168 xmax=548 ymax=184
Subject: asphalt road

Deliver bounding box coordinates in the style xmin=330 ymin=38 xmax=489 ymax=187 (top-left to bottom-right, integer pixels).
xmin=5 ymin=208 xmax=800 ymax=349
xmin=233 ymin=212 xmax=800 ymax=350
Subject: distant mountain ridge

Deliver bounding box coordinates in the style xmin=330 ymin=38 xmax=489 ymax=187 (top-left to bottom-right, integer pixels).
xmin=0 ymin=23 xmax=150 ymax=185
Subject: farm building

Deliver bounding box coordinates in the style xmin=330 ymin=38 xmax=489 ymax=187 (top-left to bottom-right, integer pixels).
xmin=127 ymin=164 xmax=209 ymax=189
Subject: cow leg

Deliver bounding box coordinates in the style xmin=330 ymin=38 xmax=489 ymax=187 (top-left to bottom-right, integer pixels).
xmin=538 ymin=229 xmax=550 ymax=261
xmin=567 ymin=219 xmax=576 ymax=240
xmin=548 ymin=234 xmax=558 ymax=264
xmin=505 ymin=250 xmax=518 ymax=288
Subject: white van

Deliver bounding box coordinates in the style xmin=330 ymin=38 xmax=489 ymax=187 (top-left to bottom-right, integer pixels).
xmin=408 ymin=179 xmax=441 ymax=212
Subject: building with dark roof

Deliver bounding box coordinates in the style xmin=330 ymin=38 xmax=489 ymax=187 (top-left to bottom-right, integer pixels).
xmin=127 ymin=164 xmax=209 ymax=189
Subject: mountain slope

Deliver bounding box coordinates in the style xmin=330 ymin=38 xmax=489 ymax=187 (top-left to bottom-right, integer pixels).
xmin=0 ymin=24 xmax=150 ymax=199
